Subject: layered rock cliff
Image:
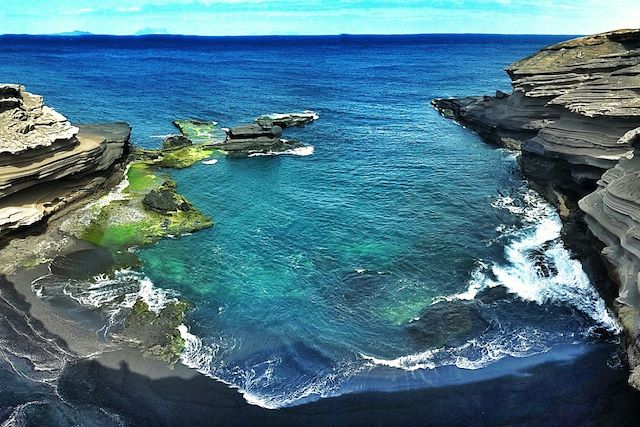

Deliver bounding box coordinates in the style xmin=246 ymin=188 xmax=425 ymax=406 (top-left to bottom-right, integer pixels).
xmin=0 ymin=84 xmax=130 ymax=240
xmin=432 ymin=29 xmax=640 ymax=387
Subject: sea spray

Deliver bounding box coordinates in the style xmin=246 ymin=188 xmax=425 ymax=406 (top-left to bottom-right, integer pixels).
xmin=32 ymin=269 xmax=179 ymax=335
xmin=365 ymin=186 xmax=620 ymax=373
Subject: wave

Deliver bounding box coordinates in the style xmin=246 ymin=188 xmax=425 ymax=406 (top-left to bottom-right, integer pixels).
xmin=177 ymin=323 xmax=365 ymax=409
xmin=32 ymin=269 xmax=178 ymax=335
xmin=361 ymin=327 xmax=549 ymax=371
xmin=432 ymin=260 xmax=488 ymax=303
xmin=439 ymin=188 xmax=619 ymax=332
xmin=248 ymin=145 xmax=314 ymax=157
xmin=386 ymin=186 xmax=620 ymax=372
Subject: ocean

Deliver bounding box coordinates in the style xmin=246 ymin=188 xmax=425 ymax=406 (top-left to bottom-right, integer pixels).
xmin=1 ymin=34 xmax=638 ymax=423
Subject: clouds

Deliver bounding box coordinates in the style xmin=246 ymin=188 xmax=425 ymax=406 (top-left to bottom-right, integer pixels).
xmin=0 ymin=0 xmax=637 ymax=36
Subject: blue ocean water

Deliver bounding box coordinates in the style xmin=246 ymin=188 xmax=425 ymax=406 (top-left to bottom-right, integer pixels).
xmin=0 ymin=34 xmax=622 ymax=408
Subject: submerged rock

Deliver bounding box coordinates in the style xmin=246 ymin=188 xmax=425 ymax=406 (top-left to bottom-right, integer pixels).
xmin=172 ymin=119 xmax=225 ymax=144
xmin=406 ymin=301 xmax=490 ymax=348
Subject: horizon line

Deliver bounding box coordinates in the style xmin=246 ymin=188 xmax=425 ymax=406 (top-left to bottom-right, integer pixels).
xmin=0 ymin=31 xmax=581 ymax=38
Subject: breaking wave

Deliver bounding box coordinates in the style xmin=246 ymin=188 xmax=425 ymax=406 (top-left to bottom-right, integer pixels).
xmin=248 ymin=145 xmax=314 ymax=157
xmin=365 ymin=186 xmax=619 ymax=373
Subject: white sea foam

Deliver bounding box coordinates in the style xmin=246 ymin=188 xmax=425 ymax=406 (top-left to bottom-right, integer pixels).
xmin=56 ymin=269 xmax=177 ymax=312
xmin=488 ymin=189 xmax=620 ymax=333
xmin=438 ymin=187 xmax=620 ymax=334
xmin=432 ymin=261 xmax=488 ymax=304
xmin=361 ymin=327 xmax=549 ymax=371
xmin=33 ymin=269 xmax=179 ymax=335
xmin=263 ymin=110 xmax=319 ymax=121
xmin=178 ymin=324 xmax=217 ymax=369
xmin=397 ymin=185 xmax=620 ymax=373
xmin=248 ymin=145 xmax=314 ymax=157
xmin=177 ymin=322 xmax=365 ymax=409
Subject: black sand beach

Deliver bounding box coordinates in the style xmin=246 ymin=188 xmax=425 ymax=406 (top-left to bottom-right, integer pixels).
xmin=1 ymin=270 xmax=640 ymax=426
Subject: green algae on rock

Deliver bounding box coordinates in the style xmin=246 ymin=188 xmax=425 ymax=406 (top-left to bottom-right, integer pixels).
xmin=173 ymin=119 xmax=227 ymax=144
xmin=78 ymin=162 xmax=212 ymax=250
xmin=153 ymin=144 xmax=219 ymax=168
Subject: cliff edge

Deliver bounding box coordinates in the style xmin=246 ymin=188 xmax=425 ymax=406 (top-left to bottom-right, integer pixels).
xmin=432 ymin=29 xmax=640 ymax=388
xmin=0 ymin=84 xmax=130 ymax=241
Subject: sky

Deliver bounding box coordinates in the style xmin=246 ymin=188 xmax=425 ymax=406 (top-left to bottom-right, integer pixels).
xmin=0 ymin=0 xmax=638 ymax=36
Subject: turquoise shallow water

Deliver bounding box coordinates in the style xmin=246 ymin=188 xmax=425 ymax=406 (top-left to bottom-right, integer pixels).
xmin=0 ymin=34 xmax=622 ymax=408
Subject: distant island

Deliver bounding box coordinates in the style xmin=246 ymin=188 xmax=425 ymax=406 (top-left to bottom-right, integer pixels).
xmin=134 ymin=27 xmax=170 ymax=36
xmin=49 ymin=30 xmax=94 ymax=36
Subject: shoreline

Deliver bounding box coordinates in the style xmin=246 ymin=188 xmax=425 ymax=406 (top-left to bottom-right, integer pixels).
xmin=3 ymin=244 xmax=640 ymax=425
xmin=1 ymin=32 xmax=640 ymax=424
xmin=4 ymin=276 xmax=637 ymax=427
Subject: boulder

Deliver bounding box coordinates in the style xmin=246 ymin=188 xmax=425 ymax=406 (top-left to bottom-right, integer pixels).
xmin=162 ymin=135 xmax=192 ymax=150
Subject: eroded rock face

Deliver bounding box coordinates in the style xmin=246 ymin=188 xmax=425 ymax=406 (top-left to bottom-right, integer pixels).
xmin=254 ymin=110 xmax=319 ymax=128
xmin=220 ymin=122 xmax=304 ymax=157
xmin=433 ymin=29 xmax=640 ymax=388
xmin=433 ymin=29 xmax=640 ymax=182
xmin=0 ymin=84 xmax=130 ymax=239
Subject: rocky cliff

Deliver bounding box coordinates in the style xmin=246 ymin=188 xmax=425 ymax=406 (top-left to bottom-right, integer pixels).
xmin=432 ymin=29 xmax=640 ymax=388
xmin=0 ymin=84 xmax=130 ymax=240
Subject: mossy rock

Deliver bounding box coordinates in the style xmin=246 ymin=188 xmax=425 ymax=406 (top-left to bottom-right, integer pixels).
xmin=81 ymin=199 xmax=212 ymax=250
xmin=126 ymin=162 xmax=164 ymax=194
xmin=154 ymin=145 xmax=218 ymax=169
xmin=122 ymin=299 xmax=189 ymax=365
xmin=173 ymin=119 xmax=226 ymax=144
xmin=79 ymin=157 xmax=213 ymax=250
xmin=142 ymin=179 xmax=193 ymax=213
xmin=162 ymin=135 xmax=192 ymax=150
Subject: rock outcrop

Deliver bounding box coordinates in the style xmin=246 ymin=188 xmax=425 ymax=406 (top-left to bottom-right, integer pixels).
xmin=220 ymin=122 xmax=304 ymax=157
xmin=169 ymin=112 xmax=318 ymax=158
xmin=0 ymin=84 xmax=130 ymax=240
xmin=142 ymin=179 xmax=194 ymax=213
xmin=254 ymin=111 xmax=319 ymax=128
xmin=432 ymin=29 xmax=640 ymax=388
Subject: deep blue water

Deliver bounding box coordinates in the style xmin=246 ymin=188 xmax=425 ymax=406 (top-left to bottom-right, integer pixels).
xmin=0 ymin=34 xmax=625 ymax=409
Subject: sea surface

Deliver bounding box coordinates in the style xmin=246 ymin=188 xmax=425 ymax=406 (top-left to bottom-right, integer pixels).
xmin=0 ymin=34 xmax=633 ymax=417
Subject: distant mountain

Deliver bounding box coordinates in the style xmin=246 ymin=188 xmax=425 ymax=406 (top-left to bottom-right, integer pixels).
xmin=50 ymin=30 xmax=93 ymax=36
xmin=134 ymin=28 xmax=170 ymax=36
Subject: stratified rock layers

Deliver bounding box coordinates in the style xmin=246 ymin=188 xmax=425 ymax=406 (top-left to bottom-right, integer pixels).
xmin=0 ymin=84 xmax=130 ymax=238
xmin=433 ymin=29 xmax=640 ymax=388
